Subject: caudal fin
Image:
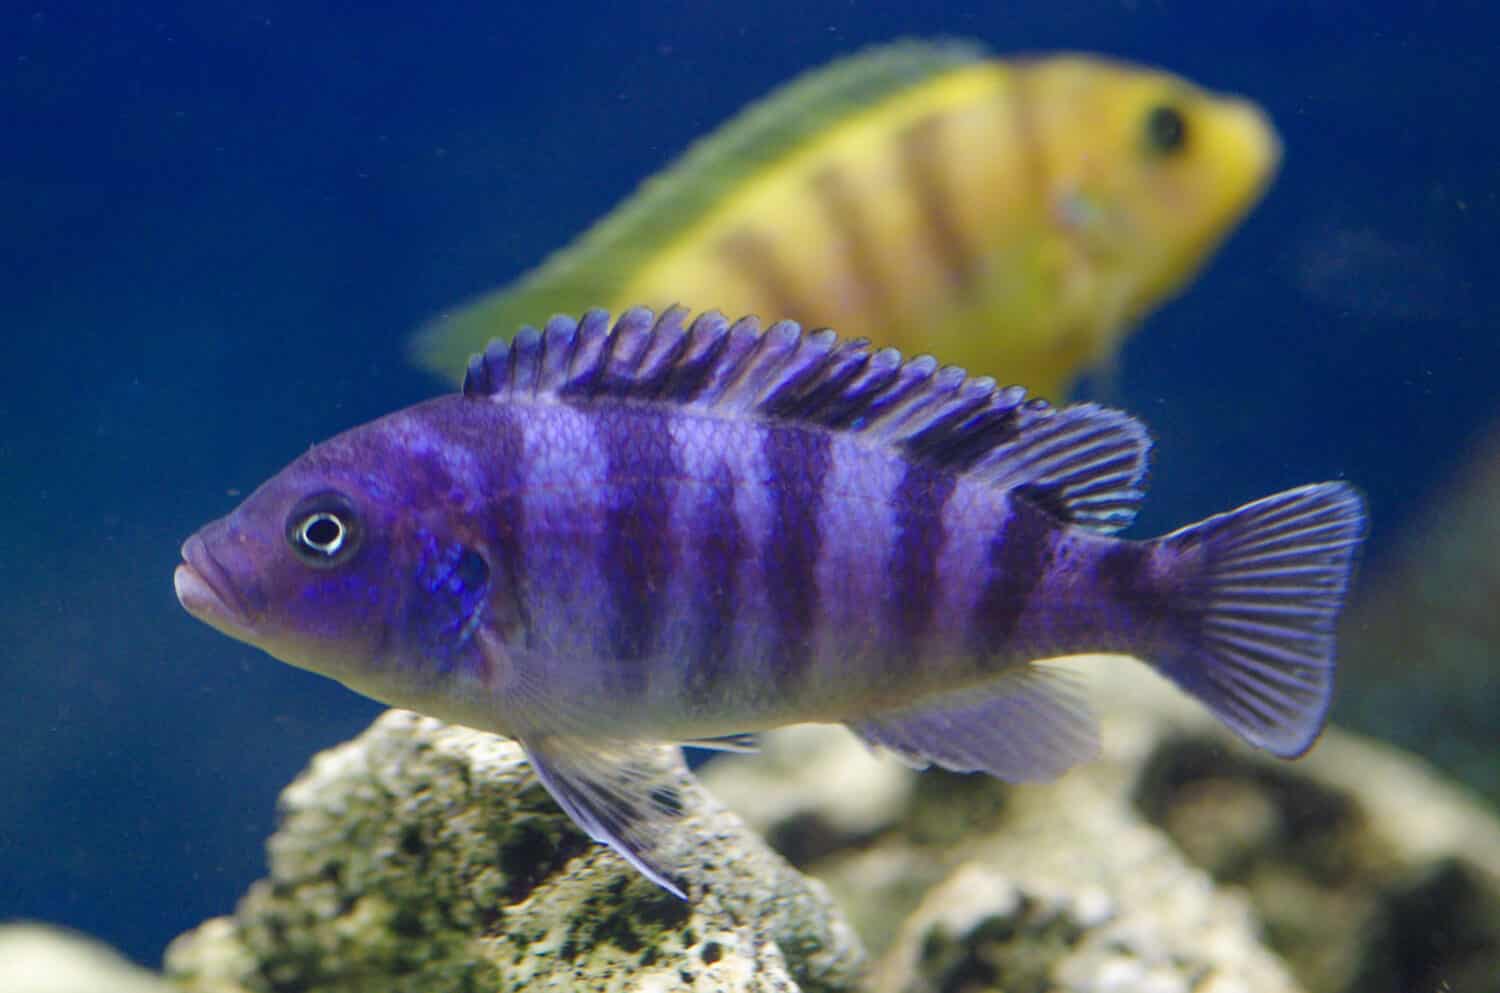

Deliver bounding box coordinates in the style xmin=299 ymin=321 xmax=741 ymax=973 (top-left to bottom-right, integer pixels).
xmin=1152 ymin=482 xmax=1367 ymax=758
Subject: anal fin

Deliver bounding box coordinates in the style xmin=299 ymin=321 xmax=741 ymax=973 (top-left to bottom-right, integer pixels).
xmin=520 ymin=736 xmax=692 ymax=898
xmin=848 ymin=666 xmax=1099 ymax=782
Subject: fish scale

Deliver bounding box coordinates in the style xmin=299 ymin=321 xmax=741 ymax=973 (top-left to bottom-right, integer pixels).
xmin=594 ymin=408 xmax=678 ymax=691
xmin=502 ymin=400 xmax=921 ymax=724
xmin=759 ymin=423 xmax=832 ymax=693
xmin=812 ymin=430 xmax=907 ymax=689
xmin=670 ymin=458 xmax=744 ymax=716
xmin=177 ymin=306 xmax=1366 ymax=900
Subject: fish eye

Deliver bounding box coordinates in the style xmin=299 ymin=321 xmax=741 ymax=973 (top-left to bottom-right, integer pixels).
xmin=300 ymin=513 xmax=345 ymax=551
xmin=1144 ymin=103 xmax=1188 ymax=156
xmin=286 ymin=492 xmax=361 ymax=567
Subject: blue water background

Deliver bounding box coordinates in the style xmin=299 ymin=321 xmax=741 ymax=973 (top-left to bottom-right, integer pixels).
xmin=4 ymin=2 xmax=1497 ymax=967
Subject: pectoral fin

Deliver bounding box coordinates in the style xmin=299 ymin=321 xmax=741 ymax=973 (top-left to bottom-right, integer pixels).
xmin=520 ymin=735 xmax=692 ymax=899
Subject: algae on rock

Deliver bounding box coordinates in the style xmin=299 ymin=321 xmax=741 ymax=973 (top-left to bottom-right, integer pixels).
xmin=166 ymin=710 xmax=865 ymax=993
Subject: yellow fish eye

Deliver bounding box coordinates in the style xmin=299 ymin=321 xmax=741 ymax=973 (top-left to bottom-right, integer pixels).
xmin=1143 ymin=103 xmax=1189 ymax=156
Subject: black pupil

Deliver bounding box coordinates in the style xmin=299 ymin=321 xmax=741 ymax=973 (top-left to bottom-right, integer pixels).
xmin=1146 ymin=105 xmax=1187 ymax=154
xmin=304 ymin=515 xmax=342 ymax=550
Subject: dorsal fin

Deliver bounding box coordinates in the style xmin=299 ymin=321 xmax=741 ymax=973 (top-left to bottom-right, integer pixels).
xmin=463 ymin=307 xmax=1149 ymax=532
xmin=971 ymin=403 xmax=1153 ymax=532
xmin=411 ymin=39 xmax=988 ymax=380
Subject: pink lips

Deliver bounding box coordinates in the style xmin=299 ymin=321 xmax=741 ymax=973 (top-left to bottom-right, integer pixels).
xmin=174 ymin=533 xmax=251 ymax=632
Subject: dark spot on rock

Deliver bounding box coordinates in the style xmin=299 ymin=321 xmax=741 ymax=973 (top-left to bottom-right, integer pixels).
xmin=562 ymin=882 xmax=692 ymax=960
xmin=632 ymin=887 xmax=692 ymax=931
xmin=920 ymin=927 xmax=998 ymax=993
xmin=594 ymin=909 xmax=643 ymax=953
xmin=700 ymin=940 xmax=723 ymax=965
xmin=639 ymin=945 xmax=660 ymax=967
xmin=391 ymin=907 xmax=425 ymax=939
xmin=1351 ymin=858 xmax=1500 ymax=993
xmin=559 ymin=936 xmax=579 ymax=961
xmin=969 ymin=912 xmax=1019 ymax=945
xmin=498 ymin=821 xmax=592 ymax=902
xmin=767 ymin=811 xmax=865 ymax=867
xmin=679 ymin=969 xmax=696 ymax=985
xmin=264 ymin=911 xmax=288 ymax=943
xmin=476 ymin=902 xmax=503 ymax=932
xmin=916 ymin=897 xmax=1073 ymax=993
xmin=399 ymin=825 xmax=426 ymax=857
xmin=903 ymin=770 xmax=1009 ymax=847
xmin=1134 ymin=735 xmax=1361 ymax=883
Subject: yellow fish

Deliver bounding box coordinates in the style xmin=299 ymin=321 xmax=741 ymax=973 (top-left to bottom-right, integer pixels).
xmin=411 ymin=40 xmax=1279 ymax=400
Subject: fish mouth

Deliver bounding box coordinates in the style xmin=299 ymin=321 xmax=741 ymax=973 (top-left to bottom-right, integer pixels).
xmin=175 ymin=533 xmax=254 ymax=634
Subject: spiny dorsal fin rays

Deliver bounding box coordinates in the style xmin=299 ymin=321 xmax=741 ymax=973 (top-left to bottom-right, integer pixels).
xmin=973 ymin=404 xmax=1152 ymax=532
xmin=463 ymin=307 xmax=1150 ymax=533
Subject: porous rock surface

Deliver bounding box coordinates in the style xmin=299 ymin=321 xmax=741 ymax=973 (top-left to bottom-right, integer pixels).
xmin=165 ymin=710 xmax=865 ymax=993
xmin=707 ymin=712 xmax=1303 ymax=993
xmin=703 ymin=656 xmax=1500 ymax=993
xmin=164 ymin=658 xmax=1500 ymax=993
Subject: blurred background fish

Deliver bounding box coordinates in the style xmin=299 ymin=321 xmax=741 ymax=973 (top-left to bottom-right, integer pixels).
xmin=410 ymin=40 xmax=1280 ymax=400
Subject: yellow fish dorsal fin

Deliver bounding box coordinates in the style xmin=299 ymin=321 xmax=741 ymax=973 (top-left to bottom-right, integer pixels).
xmin=409 ymin=39 xmax=989 ymax=381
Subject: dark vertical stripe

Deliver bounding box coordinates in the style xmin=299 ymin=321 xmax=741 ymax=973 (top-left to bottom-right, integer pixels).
xmin=472 ymin=404 xmax=531 ymax=672
xmin=898 ymin=112 xmax=977 ymax=292
xmin=889 ymin=465 xmax=958 ymax=651
xmin=1005 ymin=64 xmax=1050 ymax=223
xmin=968 ymin=496 xmax=1059 ymax=659
xmin=716 ymin=227 xmax=812 ymax=323
xmin=596 ymin=406 xmax=679 ymax=695
xmin=1001 ymin=67 xmax=1103 ymax=367
xmin=762 ymin=424 xmax=832 ymax=690
xmin=809 ymin=165 xmax=894 ymax=319
xmin=1092 ymin=541 xmax=1152 ymax=599
xmin=1093 ymin=540 xmax=1182 ymax=657
xmin=682 ymin=461 xmax=743 ymax=711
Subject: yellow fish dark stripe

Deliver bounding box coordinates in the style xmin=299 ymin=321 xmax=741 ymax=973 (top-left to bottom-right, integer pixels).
xmin=716 ymin=227 xmax=810 ymax=326
xmin=897 ymin=111 xmax=977 ymax=294
xmin=807 ymin=163 xmax=896 ymax=318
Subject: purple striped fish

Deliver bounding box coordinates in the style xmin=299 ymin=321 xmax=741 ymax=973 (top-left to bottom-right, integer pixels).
xmin=175 ymin=307 xmax=1367 ymax=897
